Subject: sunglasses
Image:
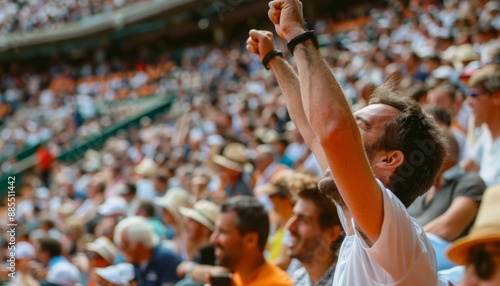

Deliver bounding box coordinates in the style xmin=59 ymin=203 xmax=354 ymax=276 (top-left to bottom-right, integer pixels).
xmin=469 ymin=85 xmax=493 ymax=98
xmin=467 ymin=245 xmax=500 ymax=280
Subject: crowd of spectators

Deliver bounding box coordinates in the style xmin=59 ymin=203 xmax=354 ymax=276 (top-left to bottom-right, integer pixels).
xmin=0 ymin=0 xmax=500 ymax=285
xmin=0 ymin=0 xmax=148 ymax=35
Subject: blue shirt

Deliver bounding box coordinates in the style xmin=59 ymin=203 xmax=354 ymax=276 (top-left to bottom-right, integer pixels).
xmin=134 ymin=244 xmax=182 ymax=286
xmin=47 ymin=256 xmax=68 ymax=270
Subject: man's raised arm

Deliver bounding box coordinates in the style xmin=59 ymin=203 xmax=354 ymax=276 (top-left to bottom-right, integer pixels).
xmin=268 ymin=0 xmax=384 ymax=242
xmin=246 ymin=29 xmax=328 ymax=171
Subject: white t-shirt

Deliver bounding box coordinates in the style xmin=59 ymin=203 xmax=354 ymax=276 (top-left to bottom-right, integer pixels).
xmin=471 ymin=129 xmax=500 ymax=187
xmin=333 ymin=180 xmax=438 ymax=286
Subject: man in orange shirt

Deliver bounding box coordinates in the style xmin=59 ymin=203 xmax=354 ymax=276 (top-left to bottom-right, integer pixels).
xmin=210 ymin=196 xmax=293 ymax=286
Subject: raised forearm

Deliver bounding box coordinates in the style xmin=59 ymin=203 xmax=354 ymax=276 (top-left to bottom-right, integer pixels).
xmin=269 ymin=56 xmax=327 ymax=170
xmin=293 ymin=40 xmax=356 ymax=139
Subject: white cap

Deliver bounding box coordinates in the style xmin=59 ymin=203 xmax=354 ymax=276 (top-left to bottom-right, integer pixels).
xmin=432 ymin=65 xmax=455 ymax=79
xmin=98 ymin=196 xmax=128 ymax=217
xmin=46 ymin=262 xmax=81 ymax=286
xmin=15 ymin=241 xmax=35 ymax=259
xmin=95 ymin=263 xmax=135 ymax=286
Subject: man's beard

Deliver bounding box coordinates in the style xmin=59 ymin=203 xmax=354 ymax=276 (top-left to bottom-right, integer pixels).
xmin=318 ymin=169 xmax=346 ymax=209
xmin=318 ymin=142 xmax=377 ymax=209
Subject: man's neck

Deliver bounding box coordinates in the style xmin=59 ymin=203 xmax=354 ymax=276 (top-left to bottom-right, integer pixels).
xmin=487 ymin=116 xmax=500 ymax=140
xmin=303 ymin=253 xmax=336 ymax=283
xmin=186 ymin=235 xmax=210 ymax=259
xmin=136 ymin=248 xmax=154 ymax=265
xmin=235 ymin=254 xmax=266 ymax=281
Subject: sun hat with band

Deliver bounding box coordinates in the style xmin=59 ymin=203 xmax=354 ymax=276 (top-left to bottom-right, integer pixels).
xmin=85 ymin=236 xmax=118 ymax=264
xmin=179 ymin=200 xmax=219 ymax=231
xmin=155 ymin=187 xmax=192 ymax=225
xmin=212 ymin=143 xmax=249 ymax=173
xmin=447 ymin=185 xmax=500 ymax=265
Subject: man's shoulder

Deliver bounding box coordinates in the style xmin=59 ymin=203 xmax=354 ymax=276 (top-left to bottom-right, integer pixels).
xmin=152 ymin=244 xmax=182 ymax=263
xmin=259 ymin=262 xmax=294 ymax=286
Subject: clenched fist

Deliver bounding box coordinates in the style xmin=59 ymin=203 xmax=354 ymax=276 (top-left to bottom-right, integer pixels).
xmin=268 ymin=0 xmax=306 ymax=41
xmin=246 ymin=30 xmax=276 ymax=62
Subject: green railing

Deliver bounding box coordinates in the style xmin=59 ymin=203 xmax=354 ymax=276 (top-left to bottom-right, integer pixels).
xmin=0 ymin=93 xmax=175 ymax=204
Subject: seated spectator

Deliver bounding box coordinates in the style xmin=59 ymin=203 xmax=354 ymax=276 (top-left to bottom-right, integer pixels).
xmin=176 ymin=200 xmax=219 ymax=286
xmin=86 ymin=236 xmax=118 ymax=269
xmin=11 ymin=241 xmax=38 ymax=286
xmin=286 ymin=174 xmax=343 ymax=286
xmin=134 ymin=158 xmax=159 ymax=200
xmin=179 ymin=200 xmax=218 ymax=261
xmin=212 ymin=143 xmax=253 ymax=199
xmin=256 ymin=178 xmax=295 ymax=271
xmin=461 ymin=65 xmax=500 ymax=187
xmin=426 ymin=83 xmax=467 ymax=159
xmin=155 ymin=187 xmax=192 ymax=257
xmin=210 ymin=196 xmax=293 ymax=286
xmin=31 ymin=238 xmax=77 ymax=282
xmin=85 ymin=236 xmax=118 ymax=286
xmin=117 ymin=182 xmax=140 ymax=217
xmin=113 ymin=216 xmax=182 ymax=286
xmin=136 ymin=199 xmax=168 ymax=239
xmin=409 ymin=131 xmax=486 ymax=270
xmin=447 ymin=184 xmax=500 ymax=285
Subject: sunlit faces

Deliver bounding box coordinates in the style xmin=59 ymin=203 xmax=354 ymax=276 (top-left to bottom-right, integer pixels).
xmin=285 ymin=199 xmax=339 ymax=264
xmin=210 ymin=212 xmax=245 ymax=269
xmin=285 ymin=199 xmax=326 ymax=263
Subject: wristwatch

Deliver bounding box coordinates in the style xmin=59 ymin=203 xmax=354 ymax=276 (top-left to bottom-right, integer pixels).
xmin=287 ymin=30 xmax=319 ymax=55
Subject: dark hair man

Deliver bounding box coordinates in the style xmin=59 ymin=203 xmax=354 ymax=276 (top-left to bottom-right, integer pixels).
xmin=210 ymin=196 xmax=293 ymax=286
xmin=246 ymin=1 xmax=448 ymax=284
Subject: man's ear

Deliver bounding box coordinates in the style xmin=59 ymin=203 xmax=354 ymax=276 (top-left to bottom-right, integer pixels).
xmin=373 ymin=150 xmax=404 ymax=170
xmin=243 ymin=232 xmax=259 ymax=249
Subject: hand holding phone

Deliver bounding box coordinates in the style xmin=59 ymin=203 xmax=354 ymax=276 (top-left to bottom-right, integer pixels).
xmin=210 ymin=273 xmax=233 ymax=286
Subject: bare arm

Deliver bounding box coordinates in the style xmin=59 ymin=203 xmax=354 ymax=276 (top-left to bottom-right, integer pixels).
xmin=460 ymin=159 xmax=480 ymax=172
xmin=269 ymin=0 xmax=383 ymax=242
xmin=177 ymin=261 xmax=230 ymax=284
xmin=423 ymin=197 xmax=479 ymax=241
xmin=247 ymin=30 xmax=328 ymax=171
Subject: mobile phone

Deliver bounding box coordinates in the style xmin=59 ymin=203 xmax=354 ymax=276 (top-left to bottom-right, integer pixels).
xmin=210 ymin=273 xmax=232 ymax=286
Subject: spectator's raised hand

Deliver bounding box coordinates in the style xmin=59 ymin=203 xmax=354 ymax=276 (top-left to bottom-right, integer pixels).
xmin=246 ymin=30 xmax=276 ymax=62
xmin=268 ymin=0 xmax=306 ymax=41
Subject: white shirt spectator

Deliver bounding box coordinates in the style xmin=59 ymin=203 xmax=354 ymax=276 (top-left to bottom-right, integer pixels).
xmin=333 ymin=180 xmax=438 ymax=285
xmin=470 ymin=129 xmax=500 ymax=187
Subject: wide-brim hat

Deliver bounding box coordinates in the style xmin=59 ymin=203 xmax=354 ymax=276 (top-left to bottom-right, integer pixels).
xmin=179 ymin=200 xmax=219 ymax=231
xmin=447 ymin=185 xmax=500 ymax=265
xmin=155 ymin=187 xmax=192 ymax=224
xmin=85 ymin=237 xmax=118 ymax=264
xmin=212 ymin=143 xmax=249 ymax=173
xmin=134 ymin=158 xmax=158 ymax=177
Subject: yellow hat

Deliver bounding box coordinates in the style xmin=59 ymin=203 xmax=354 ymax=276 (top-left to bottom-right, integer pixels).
xmin=447 ymin=185 xmax=500 ymax=265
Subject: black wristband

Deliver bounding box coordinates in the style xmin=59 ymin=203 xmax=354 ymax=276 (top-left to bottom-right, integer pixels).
xmin=287 ymin=30 xmax=319 ymax=56
xmin=262 ymin=50 xmax=283 ymax=70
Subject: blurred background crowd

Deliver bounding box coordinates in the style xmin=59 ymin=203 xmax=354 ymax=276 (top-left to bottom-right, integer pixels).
xmin=0 ymin=0 xmax=499 ymax=285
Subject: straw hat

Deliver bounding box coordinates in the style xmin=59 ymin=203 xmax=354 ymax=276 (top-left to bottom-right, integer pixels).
xmin=447 ymin=185 xmax=500 ymax=265
xmin=134 ymin=158 xmax=158 ymax=177
xmin=155 ymin=187 xmax=192 ymax=224
xmin=179 ymin=200 xmax=219 ymax=231
xmin=212 ymin=143 xmax=249 ymax=173
xmin=85 ymin=237 xmax=118 ymax=264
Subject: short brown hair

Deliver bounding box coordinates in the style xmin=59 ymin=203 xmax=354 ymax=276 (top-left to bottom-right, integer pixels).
xmin=369 ymin=85 xmax=448 ymax=207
